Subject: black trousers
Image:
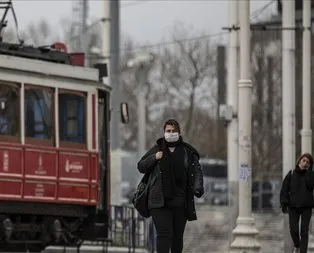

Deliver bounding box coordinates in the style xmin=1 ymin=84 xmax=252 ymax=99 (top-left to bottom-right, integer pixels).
xmin=289 ymin=207 xmax=312 ymax=253
xmin=150 ymin=206 xmax=187 ymax=253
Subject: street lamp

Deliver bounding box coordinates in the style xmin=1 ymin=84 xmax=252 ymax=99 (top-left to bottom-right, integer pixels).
xmin=127 ymin=53 xmax=155 ymax=159
xmin=127 ymin=53 xmax=155 ymax=68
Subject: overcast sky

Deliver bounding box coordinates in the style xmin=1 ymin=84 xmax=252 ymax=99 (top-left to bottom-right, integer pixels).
xmin=5 ymin=0 xmax=278 ymax=46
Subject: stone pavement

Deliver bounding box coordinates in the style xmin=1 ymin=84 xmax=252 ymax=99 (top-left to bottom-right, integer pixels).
xmin=182 ymin=205 xmax=283 ymax=253
xmin=1 ymin=205 xmax=299 ymax=253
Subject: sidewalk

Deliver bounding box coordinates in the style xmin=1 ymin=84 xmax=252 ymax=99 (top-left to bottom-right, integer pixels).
xmin=45 ymin=245 xmax=149 ymax=253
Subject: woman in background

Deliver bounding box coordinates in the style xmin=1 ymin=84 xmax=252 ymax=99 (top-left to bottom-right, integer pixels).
xmin=280 ymin=153 xmax=314 ymax=253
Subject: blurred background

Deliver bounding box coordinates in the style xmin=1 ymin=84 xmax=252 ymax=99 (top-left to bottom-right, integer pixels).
xmin=2 ymin=1 xmax=313 ymax=252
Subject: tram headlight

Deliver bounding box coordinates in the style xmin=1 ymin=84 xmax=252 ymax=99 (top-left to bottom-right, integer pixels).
xmin=3 ymin=218 xmax=13 ymax=239
xmin=53 ymin=219 xmax=62 ymax=241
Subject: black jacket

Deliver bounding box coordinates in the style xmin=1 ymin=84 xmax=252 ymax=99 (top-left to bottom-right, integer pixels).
xmin=137 ymin=138 xmax=204 ymax=221
xmin=280 ymin=162 xmax=314 ymax=208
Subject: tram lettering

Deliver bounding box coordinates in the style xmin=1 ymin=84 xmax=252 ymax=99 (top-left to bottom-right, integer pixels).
xmin=3 ymin=151 xmax=8 ymax=172
xmin=65 ymin=159 xmax=83 ymax=173
xmin=35 ymin=183 xmax=45 ymax=197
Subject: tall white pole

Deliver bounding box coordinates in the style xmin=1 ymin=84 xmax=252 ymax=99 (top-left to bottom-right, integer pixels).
xmin=301 ymin=1 xmax=314 ymax=251
xmin=301 ymin=0 xmax=312 ymax=153
xmin=229 ymin=0 xmax=261 ymax=252
xmin=227 ymin=0 xmax=239 ymax=245
xmin=282 ymin=0 xmax=296 ymax=252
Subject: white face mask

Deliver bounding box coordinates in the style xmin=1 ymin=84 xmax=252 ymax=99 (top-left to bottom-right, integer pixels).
xmin=164 ymin=132 xmax=179 ymax=142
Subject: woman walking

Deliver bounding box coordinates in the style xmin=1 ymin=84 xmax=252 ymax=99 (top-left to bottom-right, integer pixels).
xmin=280 ymin=153 xmax=314 ymax=253
xmin=137 ymin=119 xmax=204 ymax=253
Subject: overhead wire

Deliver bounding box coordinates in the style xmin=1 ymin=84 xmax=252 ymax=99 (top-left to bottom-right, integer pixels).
xmin=91 ymin=0 xmax=279 ymax=84
xmin=119 ymin=31 xmax=228 ymax=55
xmin=121 ymin=0 xmax=148 ymax=9
xmin=108 ymin=0 xmax=277 ymax=55
xmin=250 ymin=0 xmax=276 ymax=21
xmin=92 ymin=0 xmax=277 ymax=67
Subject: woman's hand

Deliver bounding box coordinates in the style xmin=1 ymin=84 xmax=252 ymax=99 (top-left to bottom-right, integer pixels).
xmin=155 ymin=151 xmax=163 ymax=160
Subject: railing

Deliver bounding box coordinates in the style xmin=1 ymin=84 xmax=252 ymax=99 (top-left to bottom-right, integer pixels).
xmin=108 ymin=205 xmax=154 ymax=252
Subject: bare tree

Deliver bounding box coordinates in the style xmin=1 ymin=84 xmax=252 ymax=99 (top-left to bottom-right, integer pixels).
xmin=158 ymin=23 xmax=223 ymax=157
xmin=251 ymin=30 xmax=282 ymax=180
xmin=59 ymin=16 xmax=103 ymax=66
xmin=120 ymin=23 xmax=224 ymax=158
xmin=21 ymin=19 xmax=59 ymax=46
xmin=119 ymin=35 xmax=162 ymax=151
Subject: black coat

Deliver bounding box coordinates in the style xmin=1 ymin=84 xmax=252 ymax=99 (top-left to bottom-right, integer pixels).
xmin=137 ymin=138 xmax=204 ymax=221
xmin=280 ymin=166 xmax=314 ymax=208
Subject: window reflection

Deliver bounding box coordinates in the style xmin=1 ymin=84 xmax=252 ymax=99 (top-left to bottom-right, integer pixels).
xmin=59 ymin=93 xmax=85 ymax=144
xmin=25 ymin=88 xmax=53 ymax=139
xmin=0 ymin=84 xmax=19 ymax=136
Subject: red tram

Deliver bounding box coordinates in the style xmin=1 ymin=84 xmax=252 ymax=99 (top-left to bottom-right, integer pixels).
xmin=0 ymin=41 xmax=113 ymax=252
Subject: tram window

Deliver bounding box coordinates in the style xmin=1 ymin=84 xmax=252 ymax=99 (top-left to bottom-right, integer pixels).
xmin=0 ymin=84 xmax=19 ymax=137
xmin=25 ymin=88 xmax=53 ymax=140
xmin=59 ymin=93 xmax=86 ymax=144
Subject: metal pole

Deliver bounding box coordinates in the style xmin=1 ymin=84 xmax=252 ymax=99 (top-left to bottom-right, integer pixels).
xmin=301 ymin=1 xmax=314 ymax=251
xmin=109 ymin=0 xmax=122 ymax=206
xmin=82 ymin=0 xmax=89 ymax=66
xmin=282 ymin=0 xmax=296 ymax=252
xmin=217 ymin=45 xmax=226 ymax=118
xmin=103 ymin=0 xmax=110 ymax=78
xmin=227 ymin=0 xmax=239 ymax=245
xmin=137 ymin=67 xmax=148 ymax=159
xmin=110 ymin=0 xmax=121 ymax=150
xmin=229 ymin=0 xmax=260 ymax=252
xmin=301 ymin=0 xmax=312 ymax=153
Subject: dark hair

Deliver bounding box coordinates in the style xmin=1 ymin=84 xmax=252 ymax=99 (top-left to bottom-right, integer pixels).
xmin=163 ymin=119 xmax=181 ymax=133
xmin=298 ymin=153 xmax=314 ymax=166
